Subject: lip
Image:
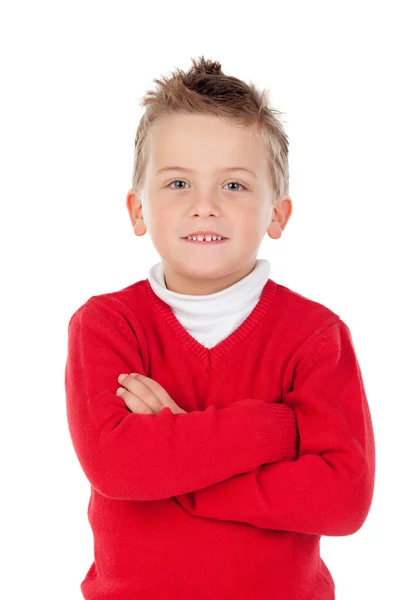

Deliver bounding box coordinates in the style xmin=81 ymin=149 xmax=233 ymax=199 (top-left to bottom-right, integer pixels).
xmin=182 ymin=231 xmax=228 ymax=239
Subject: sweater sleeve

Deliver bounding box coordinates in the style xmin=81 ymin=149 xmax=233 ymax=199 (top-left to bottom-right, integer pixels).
xmin=65 ymin=297 xmax=298 ymax=502
xmin=174 ymin=319 xmax=376 ymax=537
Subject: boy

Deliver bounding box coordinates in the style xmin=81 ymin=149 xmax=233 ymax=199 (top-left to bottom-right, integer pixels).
xmin=65 ymin=56 xmax=375 ymax=599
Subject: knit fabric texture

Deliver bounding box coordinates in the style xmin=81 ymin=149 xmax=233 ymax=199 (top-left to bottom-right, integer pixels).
xmin=65 ymin=277 xmax=375 ymax=599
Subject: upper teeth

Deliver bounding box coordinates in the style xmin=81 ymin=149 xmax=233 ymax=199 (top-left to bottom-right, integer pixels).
xmin=187 ymin=235 xmax=223 ymax=241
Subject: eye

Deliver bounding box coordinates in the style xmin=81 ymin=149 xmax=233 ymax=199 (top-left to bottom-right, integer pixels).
xmin=225 ymin=181 xmax=247 ymax=192
xmin=169 ymin=180 xmax=188 ymax=190
xmin=168 ymin=180 xmax=247 ymax=191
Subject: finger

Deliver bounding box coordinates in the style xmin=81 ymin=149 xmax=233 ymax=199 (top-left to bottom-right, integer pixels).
xmin=120 ymin=389 xmax=155 ymax=415
xmin=129 ymin=373 xmax=172 ymax=407
xmin=118 ymin=374 xmax=163 ymax=414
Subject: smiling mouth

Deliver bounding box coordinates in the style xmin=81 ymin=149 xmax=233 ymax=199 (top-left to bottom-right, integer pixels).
xmin=182 ymin=238 xmax=228 ymax=245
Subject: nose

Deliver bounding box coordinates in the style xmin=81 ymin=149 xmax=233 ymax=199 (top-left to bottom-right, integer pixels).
xmin=188 ymin=190 xmax=221 ymax=216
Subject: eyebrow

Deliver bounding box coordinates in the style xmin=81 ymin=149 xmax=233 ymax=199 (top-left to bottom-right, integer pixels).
xmin=156 ymin=165 xmax=257 ymax=179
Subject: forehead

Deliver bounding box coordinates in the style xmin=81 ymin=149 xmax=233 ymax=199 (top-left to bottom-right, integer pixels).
xmin=147 ymin=113 xmax=268 ymax=173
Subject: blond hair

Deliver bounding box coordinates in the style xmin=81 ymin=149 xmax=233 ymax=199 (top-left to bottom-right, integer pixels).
xmin=131 ymin=56 xmax=289 ymax=205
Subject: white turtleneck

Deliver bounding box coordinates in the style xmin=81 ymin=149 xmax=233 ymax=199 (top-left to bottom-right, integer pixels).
xmin=147 ymin=258 xmax=272 ymax=349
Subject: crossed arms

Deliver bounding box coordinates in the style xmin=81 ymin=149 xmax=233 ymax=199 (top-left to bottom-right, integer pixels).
xmin=65 ymin=297 xmax=375 ymax=537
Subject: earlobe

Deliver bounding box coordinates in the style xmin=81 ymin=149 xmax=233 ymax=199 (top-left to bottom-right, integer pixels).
xmin=133 ymin=216 xmax=147 ymax=237
xmin=267 ymin=220 xmax=282 ymax=239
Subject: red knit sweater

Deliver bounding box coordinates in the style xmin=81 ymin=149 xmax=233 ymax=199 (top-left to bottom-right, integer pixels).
xmin=65 ymin=277 xmax=375 ymax=600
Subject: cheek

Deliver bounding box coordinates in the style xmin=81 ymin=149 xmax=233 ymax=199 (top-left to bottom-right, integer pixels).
xmin=149 ymin=212 xmax=182 ymax=249
xmin=147 ymin=206 xmax=176 ymax=233
xmin=235 ymin=212 xmax=265 ymax=237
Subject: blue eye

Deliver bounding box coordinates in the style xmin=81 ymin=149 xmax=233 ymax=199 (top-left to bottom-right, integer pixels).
xmin=225 ymin=181 xmax=246 ymax=191
xmin=168 ymin=180 xmax=246 ymax=191
xmin=169 ymin=180 xmax=188 ymax=190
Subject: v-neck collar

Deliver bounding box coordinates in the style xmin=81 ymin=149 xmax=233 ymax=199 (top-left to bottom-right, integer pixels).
xmin=144 ymin=278 xmax=279 ymax=372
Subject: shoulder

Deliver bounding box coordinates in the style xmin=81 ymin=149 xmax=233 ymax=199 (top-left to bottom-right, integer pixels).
xmin=276 ymin=280 xmax=341 ymax=331
xmin=272 ymin=281 xmax=350 ymax=366
xmin=67 ymin=279 xmax=148 ymax=336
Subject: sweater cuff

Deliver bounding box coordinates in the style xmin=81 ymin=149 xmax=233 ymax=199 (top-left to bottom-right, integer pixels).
xmin=257 ymin=401 xmax=299 ymax=464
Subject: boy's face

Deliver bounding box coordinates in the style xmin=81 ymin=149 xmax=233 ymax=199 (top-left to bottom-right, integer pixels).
xmin=127 ymin=113 xmax=292 ymax=295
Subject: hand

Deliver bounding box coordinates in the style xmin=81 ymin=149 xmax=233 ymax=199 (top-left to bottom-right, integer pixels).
xmin=116 ymin=373 xmax=187 ymax=416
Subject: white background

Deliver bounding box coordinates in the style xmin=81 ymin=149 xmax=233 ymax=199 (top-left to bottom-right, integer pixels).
xmin=1 ymin=1 xmax=409 ymax=598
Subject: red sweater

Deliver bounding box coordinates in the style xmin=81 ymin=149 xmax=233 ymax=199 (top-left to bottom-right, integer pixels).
xmin=65 ymin=277 xmax=375 ymax=599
